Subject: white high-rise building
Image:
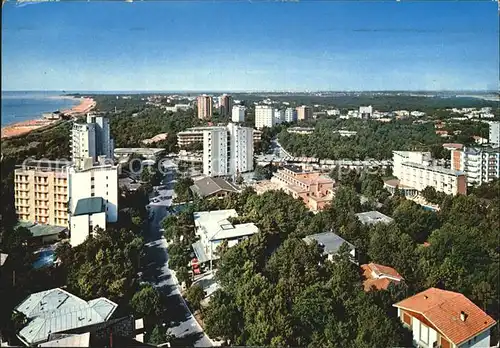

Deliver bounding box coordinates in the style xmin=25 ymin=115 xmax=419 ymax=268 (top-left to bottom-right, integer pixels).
xmin=359 ymin=106 xmax=373 ymax=118
xmin=273 ymin=109 xmax=284 ymax=125
xmin=227 ymin=123 xmax=254 ymax=175
xmin=232 ymin=105 xmax=246 ymax=123
xmin=284 ymin=108 xmax=297 ymax=123
xmin=71 ymin=115 xmax=114 ymax=169
xmin=451 ymin=147 xmax=500 ymax=186
xmin=203 ymin=123 xmax=254 ymax=177
xmin=489 ymin=122 xmax=500 ymax=147
xmin=255 ymin=105 xmax=274 ymax=129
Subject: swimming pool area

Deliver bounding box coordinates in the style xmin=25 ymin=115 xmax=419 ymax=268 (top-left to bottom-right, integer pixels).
xmin=33 ymin=247 xmax=56 ymax=269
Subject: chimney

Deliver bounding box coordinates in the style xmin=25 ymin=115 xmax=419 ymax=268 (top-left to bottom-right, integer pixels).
xmin=424 ymin=295 xmax=428 ymax=300
xmin=460 ymin=311 xmax=468 ymax=322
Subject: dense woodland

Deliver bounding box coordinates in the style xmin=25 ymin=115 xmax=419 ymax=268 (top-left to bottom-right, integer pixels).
xmin=164 ymin=177 xmax=500 ymax=347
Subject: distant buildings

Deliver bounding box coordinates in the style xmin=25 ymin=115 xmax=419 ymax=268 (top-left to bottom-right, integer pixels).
xmin=197 ymin=94 xmax=213 ymax=120
xmin=393 ymin=288 xmax=496 ymax=348
xmin=359 ymin=105 xmax=373 ymax=119
xmin=335 ymin=130 xmax=357 ymax=137
xmin=218 ymin=94 xmax=233 ymax=118
xmin=271 ymin=164 xmax=335 ymax=212
xmin=284 ymin=107 xmax=298 ymax=122
xmin=71 ymin=114 xmax=114 ymax=170
xmin=287 ymin=127 xmax=315 ymax=135
xmin=203 ymin=123 xmax=254 ymax=177
xmin=386 ymin=151 xmax=467 ymax=196
xmin=231 ymin=105 xmax=246 ymax=123
xmin=451 ymin=147 xmax=500 ymax=186
xmin=14 ymin=288 xmax=117 ymax=346
xmin=14 ymin=159 xmax=69 ymax=227
xmin=255 ymin=105 xmax=274 ymax=129
xmin=191 ymin=209 xmax=259 ymax=269
xmin=274 ymin=108 xmax=284 ymax=125
xmin=296 ymin=105 xmax=312 ymax=121
xmin=489 ymin=121 xmax=500 ymax=147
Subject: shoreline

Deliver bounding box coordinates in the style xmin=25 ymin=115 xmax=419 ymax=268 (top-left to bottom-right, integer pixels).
xmin=1 ymin=97 xmax=96 ymax=139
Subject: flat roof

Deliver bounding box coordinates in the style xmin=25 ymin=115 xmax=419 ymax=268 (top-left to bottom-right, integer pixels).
xmin=114 ymin=148 xmax=165 ymax=155
xmin=193 ymin=210 xmax=259 ymax=242
xmin=17 ymin=221 xmax=67 ymax=237
xmin=16 ymin=288 xmax=117 ymax=346
xmin=402 ymin=162 xmax=464 ymax=176
xmin=73 ymin=197 xmax=105 ymax=216
xmin=355 ymin=211 xmax=394 ymax=225
xmin=303 ymin=231 xmax=355 ymax=255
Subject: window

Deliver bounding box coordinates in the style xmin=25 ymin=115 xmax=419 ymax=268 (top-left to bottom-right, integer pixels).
xmin=419 ymin=322 xmax=429 ymax=344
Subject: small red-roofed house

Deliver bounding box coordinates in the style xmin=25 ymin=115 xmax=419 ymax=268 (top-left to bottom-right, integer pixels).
xmin=394 ymin=288 xmax=496 ymax=348
xmin=361 ymin=263 xmax=403 ymax=292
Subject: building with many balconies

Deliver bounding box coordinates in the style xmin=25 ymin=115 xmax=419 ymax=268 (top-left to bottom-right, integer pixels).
xmin=451 ymin=146 xmax=500 ymax=186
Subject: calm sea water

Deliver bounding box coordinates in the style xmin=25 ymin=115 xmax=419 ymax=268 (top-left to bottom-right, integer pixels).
xmin=1 ymin=91 xmax=80 ymax=127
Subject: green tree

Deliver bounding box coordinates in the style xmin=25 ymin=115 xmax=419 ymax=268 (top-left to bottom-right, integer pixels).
xmin=148 ymin=324 xmax=171 ymax=345
xmin=130 ymin=284 xmax=162 ymax=317
xmin=186 ymin=284 xmax=205 ymax=312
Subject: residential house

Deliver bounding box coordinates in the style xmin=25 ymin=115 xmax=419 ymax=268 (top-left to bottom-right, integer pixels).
xmin=393 ymin=288 xmax=496 ymax=348
xmin=361 ymin=262 xmax=403 ymax=291
xmin=190 ymin=176 xmax=239 ymax=199
xmin=355 ymin=211 xmax=394 ymax=225
xmin=302 ymin=231 xmax=357 ymax=263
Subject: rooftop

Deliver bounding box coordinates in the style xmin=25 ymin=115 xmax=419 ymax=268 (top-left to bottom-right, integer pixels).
xmin=16 ymin=288 xmax=117 ymax=346
xmin=193 ymin=210 xmax=259 ymax=242
xmin=39 ymin=333 xmax=91 ymax=347
xmin=401 ymin=162 xmax=464 ymax=176
xmin=361 ymin=263 xmax=403 ymax=291
xmin=17 ymin=221 xmax=67 ymax=237
xmin=190 ymin=177 xmax=239 ymax=198
xmin=303 ymin=231 xmax=355 ymax=255
xmin=73 ymin=197 xmax=105 ymax=216
xmin=15 ymin=159 xmax=71 ymax=172
xmin=0 ymin=253 xmax=8 ymax=266
xmin=355 ymin=211 xmax=394 ymax=225
xmin=394 ymin=288 xmax=496 ymax=345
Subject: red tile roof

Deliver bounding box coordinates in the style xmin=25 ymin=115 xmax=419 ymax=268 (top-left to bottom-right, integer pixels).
xmin=394 ymin=288 xmax=496 ymax=345
xmin=361 ymin=263 xmax=403 ymax=292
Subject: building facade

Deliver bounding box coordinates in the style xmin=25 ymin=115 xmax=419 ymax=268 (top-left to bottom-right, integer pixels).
xmin=489 ymin=121 xmax=500 ymax=147
xmin=255 ymin=105 xmax=274 ymax=129
xmin=296 ymin=105 xmax=312 ymax=121
xmin=231 ymin=105 xmax=246 ymax=123
xmin=227 ymin=123 xmax=254 ymax=175
xmin=67 ymin=164 xmax=119 ymax=223
xmin=284 ymin=107 xmax=297 ymax=123
xmin=14 ymin=160 xmax=69 ymax=227
xmin=273 ymin=109 xmax=284 ymax=125
xmin=197 ymin=94 xmax=213 ymax=120
xmin=69 ymin=197 xmax=107 ymax=247
xmin=218 ymin=94 xmax=233 ymax=117
xmin=451 ymin=147 xmax=500 ymax=186
xmin=359 ymin=105 xmax=373 ymax=118
xmin=178 ymin=126 xmax=260 ymax=149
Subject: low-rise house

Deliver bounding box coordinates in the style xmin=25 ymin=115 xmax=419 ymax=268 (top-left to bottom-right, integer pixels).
xmin=355 ymin=211 xmax=394 ymax=225
xmin=141 ymin=133 xmax=168 ymax=145
xmin=393 ymin=288 xmax=496 ymax=348
xmin=190 ymin=177 xmax=239 ymax=199
xmin=14 ymin=288 xmax=117 ymax=346
xmin=16 ymin=221 xmax=67 ymax=244
xmin=302 ymin=231 xmax=357 ymax=263
xmin=361 ymin=262 xmax=403 ymax=291
xmin=191 ymin=210 xmax=259 ymax=270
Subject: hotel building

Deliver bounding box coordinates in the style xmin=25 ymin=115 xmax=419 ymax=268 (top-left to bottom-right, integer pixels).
xmin=271 ymin=165 xmax=335 ymax=212
xmin=296 ymin=105 xmax=312 ymax=121
xmin=284 ymin=108 xmax=297 ymax=123
xmin=451 ymin=147 xmax=500 ymax=186
xmin=218 ymin=94 xmax=233 ymax=118
xmin=14 ymin=160 xmax=69 ymax=227
xmin=255 ymin=105 xmax=274 ymax=129
xmin=231 ymin=105 xmax=246 ymax=123
xmin=178 ymin=126 xmax=261 ymax=148
xmin=197 ymin=95 xmax=213 ymax=120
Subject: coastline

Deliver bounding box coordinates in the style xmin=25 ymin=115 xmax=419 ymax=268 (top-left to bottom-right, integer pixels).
xmin=1 ymin=97 xmax=96 ymax=139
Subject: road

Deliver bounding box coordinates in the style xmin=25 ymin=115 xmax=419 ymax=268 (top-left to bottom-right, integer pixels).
xmin=143 ymin=162 xmax=214 ymax=347
xmin=271 ymin=138 xmax=292 ymax=158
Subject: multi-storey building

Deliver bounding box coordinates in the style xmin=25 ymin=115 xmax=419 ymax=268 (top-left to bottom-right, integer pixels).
xmin=387 ymin=151 xmax=467 ymax=196
xmin=296 ymin=105 xmax=312 ymax=121
xmin=231 ymin=105 xmax=246 ymax=123
xmin=14 ymin=160 xmax=69 ymax=227
xmin=284 ymin=108 xmax=298 ymax=123
xmin=359 ymin=105 xmax=373 ymax=119
xmin=255 ymin=105 xmax=274 ymax=129
xmin=273 ymin=109 xmax=284 ymax=125
xmin=178 ymin=126 xmax=260 ymax=149
xmin=71 ymin=114 xmax=114 ymax=170
xmin=489 ymin=121 xmax=500 ymax=147
xmin=271 ymin=165 xmax=335 ymax=212
xmin=203 ymin=123 xmax=254 ymax=177
xmin=451 ymin=147 xmax=500 ymax=186
xmin=218 ymin=94 xmax=233 ymax=117
xmin=197 ymin=94 xmax=213 ymax=120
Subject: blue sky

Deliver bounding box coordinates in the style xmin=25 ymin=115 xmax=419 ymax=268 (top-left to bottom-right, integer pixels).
xmin=2 ymin=1 xmax=498 ymax=91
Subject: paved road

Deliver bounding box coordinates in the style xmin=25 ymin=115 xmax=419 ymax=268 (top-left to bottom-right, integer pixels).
xmin=143 ymin=166 xmax=214 ymax=347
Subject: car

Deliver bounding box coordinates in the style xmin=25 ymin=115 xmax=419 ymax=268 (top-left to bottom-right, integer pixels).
xmin=159 ymin=228 xmax=165 ymax=233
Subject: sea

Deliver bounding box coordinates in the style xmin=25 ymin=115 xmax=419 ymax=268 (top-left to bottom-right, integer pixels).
xmin=1 ymin=91 xmax=80 ymax=127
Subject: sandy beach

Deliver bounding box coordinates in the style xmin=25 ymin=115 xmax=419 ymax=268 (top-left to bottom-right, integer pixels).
xmin=1 ymin=97 xmax=96 ymax=139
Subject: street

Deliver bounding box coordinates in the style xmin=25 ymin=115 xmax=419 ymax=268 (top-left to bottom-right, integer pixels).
xmin=143 ymin=161 xmax=214 ymax=347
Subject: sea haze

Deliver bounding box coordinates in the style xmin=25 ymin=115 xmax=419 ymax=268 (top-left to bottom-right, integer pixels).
xmin=1 ymin=91 xmax=79 ymax=127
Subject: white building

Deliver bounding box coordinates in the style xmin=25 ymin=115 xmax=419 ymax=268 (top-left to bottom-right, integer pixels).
xmin=231 ymin=105 xmax=246 ymax=123
xmin=69 ymin=197 xmax=107 ymax=246
xmin=203 ymin=123 xmax=253 ymax=177
xmin=451 ymin=147 xmax=500 ymax=186
xmin=359 ymin=105 xmax=373 ymax=118
xmin=287 ymin=127 xmax=314 ymax=135
xmin=71 ymin=115 xmax=114 ymax=170
xmin=191 ymin=209 xmax=259 ymax=269
xmin=489 ymin=121 xmax=500 ymax=147
xmin=388 ymin=151 xmax=467 ymax=196
xmin=68 ymin=163 xmax=119 ymax=224
xmin=326 ymin=109 xmax=340 ymax=116
xmin=394 ymin=288 xmax=496 ymax=348
xmin=273 ymin=109 xmax=284 ymax=125
xmin=255 ymin=105 xmax=274 ymax=129
xmin=285 ymin=107 xmax=298 ymax=122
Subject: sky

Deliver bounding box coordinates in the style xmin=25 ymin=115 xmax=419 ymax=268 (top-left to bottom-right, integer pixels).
xmin=1 ymin=0 xmax=499 ymax=91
